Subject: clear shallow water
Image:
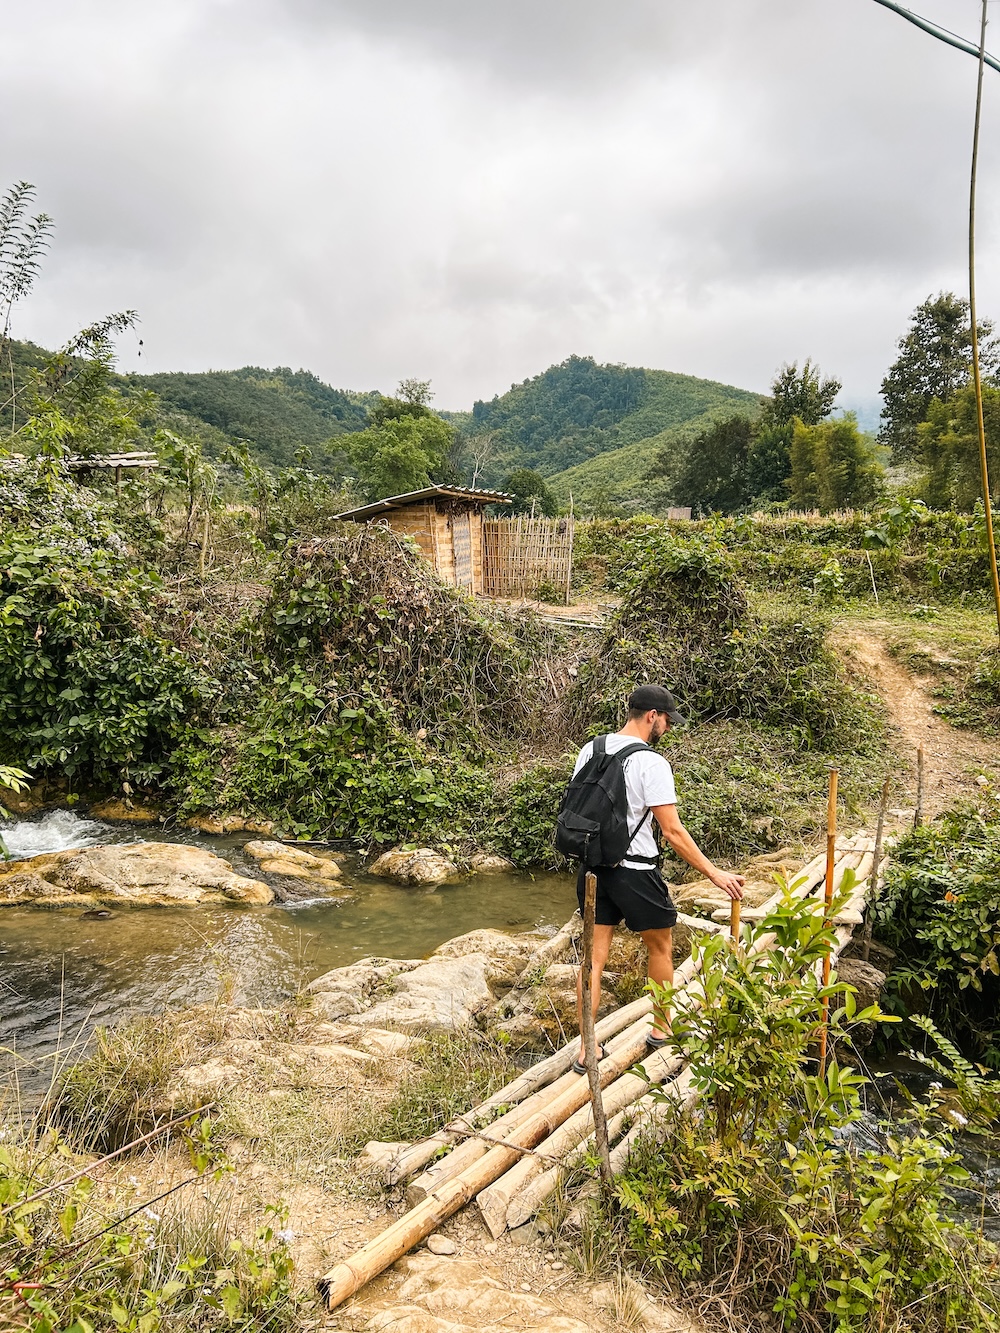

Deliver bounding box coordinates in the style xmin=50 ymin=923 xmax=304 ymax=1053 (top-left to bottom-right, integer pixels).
xmin=0 ymin=812 xmax=577 ymax=1074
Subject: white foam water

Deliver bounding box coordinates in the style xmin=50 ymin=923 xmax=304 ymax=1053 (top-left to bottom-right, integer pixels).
xmin=1 ymin=810 xmax=110 ymax=860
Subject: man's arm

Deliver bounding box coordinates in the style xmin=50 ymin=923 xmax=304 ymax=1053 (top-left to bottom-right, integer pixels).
xmin=651 ymin=804 xmax=745 ymax=900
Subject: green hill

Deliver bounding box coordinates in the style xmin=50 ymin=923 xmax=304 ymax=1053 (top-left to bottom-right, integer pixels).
xmin=129 ymin=366 xmax=376 ymax=469
xmin=6 ymin=342 xmax=761 ymax=503
xmin=462 ymin=355 xmax=762 ymax=502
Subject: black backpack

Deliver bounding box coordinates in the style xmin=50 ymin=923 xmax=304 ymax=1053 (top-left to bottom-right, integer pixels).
xmin=555 ymin=735 xmax=658 ymax=868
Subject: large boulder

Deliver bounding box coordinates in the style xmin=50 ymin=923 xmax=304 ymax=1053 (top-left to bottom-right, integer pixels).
xmin=466 ymin=852 xmax=516 ymax=874
xmin=369 ymin=848 xmax=459 ymax=885
xmin=0 ymin=842 xmax=272 ymax=907
xmin=432 ymin=929 xmax=543 ymax=989
xmin=242 ymin=839 xmax=342 ymax=883
xmin=494 ymin=962 xmax=608 ymax=1049
xmin=307 ymin=954 xmax=495 ymax=1032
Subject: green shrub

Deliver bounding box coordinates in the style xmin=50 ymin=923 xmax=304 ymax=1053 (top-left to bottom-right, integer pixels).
xmin=607 ymin=894 xmax=998 ymax=1333
xmin=876 ymin=796 xmax=1000 ymax=1064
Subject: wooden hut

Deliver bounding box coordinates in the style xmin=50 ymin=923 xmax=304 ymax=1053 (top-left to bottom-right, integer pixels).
xmin=334 ymin=485 xmax=511 ymax=594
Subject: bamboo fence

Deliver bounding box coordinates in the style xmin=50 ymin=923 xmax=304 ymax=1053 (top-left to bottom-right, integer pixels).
xmin=482 ymin=515 xmax=574 ymax=601
xmin=319 ymin=833 xmax=880 ymax=1310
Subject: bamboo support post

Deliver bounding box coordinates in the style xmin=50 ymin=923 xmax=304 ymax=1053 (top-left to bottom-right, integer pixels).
xmin=862 ymin=776 xmax=891 ymax=962
xmin=914 ymin=743 xmax=925 ymax=830
xmin=818 ymin=768 xmax=840 ymax=1078
xmin=580 ymin=871 xmax=612 ymax=1189
xmin=730 ymin=896 xmax=741 ymax=941
xmin=497 ymin=1053 xmax=685 ymax=1234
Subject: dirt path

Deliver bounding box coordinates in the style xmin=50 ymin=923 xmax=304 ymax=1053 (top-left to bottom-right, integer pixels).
xmin=835 ymin=626 xmax=1000 ymax=817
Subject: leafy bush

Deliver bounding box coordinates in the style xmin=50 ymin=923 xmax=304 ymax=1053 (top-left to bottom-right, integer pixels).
xmin=607 ymin=893 xmax=998 ymax=1333
xmin=876 ymin=796 xmax=1000 ymax=1064
xmin=0 ymin=473 xmax=211 ymax=790
xmin=1 ymin=1130 xmax=301 ymax=1332
xmin=571 ymin=531 xmax=878 ymax=750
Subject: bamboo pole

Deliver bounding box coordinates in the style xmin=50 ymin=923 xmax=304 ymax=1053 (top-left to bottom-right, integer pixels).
xmin=319 ymin=1023 xmax=680 ymax=1310
xmin=730 ymin=896 xmax=741 ymax=941
xmin=388 ymin=993 xmax=659 ymax=1187
xmin=404 ymin=991 xmax=695 ymax=1202
xmin=328 ymin=837 xmax=880 ymax=1300
xmin=913 ymin=743 xmax=925 ymax=830
xmin=481 ymin=1047 xmax=685 ymax=1237
xmin=968 ymin=0 xmax=1000 ymax=642
xmin=817 ymin=768 xmax=840 ymax=1078
xmin=862 ymin=775 xmax=891 ymax=962
xmin=498 ymin=845 xmax=870 ymax=1231
xmin=580 ymin=871 xmax=612 ymax=1190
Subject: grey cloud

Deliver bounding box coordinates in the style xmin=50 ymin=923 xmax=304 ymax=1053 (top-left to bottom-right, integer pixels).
xmin=1 ymin=0 xmax=999 ymax=410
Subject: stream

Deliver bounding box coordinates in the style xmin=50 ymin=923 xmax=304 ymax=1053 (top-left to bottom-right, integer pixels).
xmin=3 ymin=812 xmax=999 ymax=1239
xmin=0 ymin=811 xmax=577 ymax=1076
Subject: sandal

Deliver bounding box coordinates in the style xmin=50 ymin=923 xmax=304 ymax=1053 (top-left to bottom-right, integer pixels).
xmin=571 ymin=1044 xmax=605 ymax=1075
xmin=645 ymin=1033 xmax=670 ymax=1052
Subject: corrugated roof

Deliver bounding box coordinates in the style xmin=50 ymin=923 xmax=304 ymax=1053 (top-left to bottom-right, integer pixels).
xmin=334 ymin=484 xmax=512 ymax=521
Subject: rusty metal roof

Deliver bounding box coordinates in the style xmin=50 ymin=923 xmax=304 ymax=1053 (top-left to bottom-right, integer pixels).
xmin=334 ymin=484 xmax=512 ymax=521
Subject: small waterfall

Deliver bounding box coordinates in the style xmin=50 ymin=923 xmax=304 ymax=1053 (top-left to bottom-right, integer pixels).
xmin=1 ymin=810 xmax=110 ymax=860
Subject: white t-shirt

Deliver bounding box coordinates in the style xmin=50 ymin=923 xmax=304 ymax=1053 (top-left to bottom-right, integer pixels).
xmin=571 ymin=734 xmax=677 ymax=870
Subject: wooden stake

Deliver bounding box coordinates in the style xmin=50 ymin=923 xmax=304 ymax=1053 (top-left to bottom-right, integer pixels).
xmin=862 ymin=775 xmax=891 ymax=962
xmin=913 ymin=743 xmax=925 ymax=830
xmin=581 ymin=871 xmax=612 ymax=1189
xmin=817 ymin=766 xmax=839 ymax=1078
xmin=730 ymin=895 xmax=741 ymax=941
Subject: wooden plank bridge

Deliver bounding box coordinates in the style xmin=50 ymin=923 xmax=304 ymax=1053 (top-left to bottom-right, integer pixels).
xmin=319 ymin=831 xmax=882 ymax=1310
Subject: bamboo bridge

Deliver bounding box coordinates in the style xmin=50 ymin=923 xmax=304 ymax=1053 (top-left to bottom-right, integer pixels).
xmin=319 ymin=830 xmax=882 ymax=1311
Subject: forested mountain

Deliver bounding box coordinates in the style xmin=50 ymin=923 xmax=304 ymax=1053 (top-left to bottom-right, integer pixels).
xmin=454 ymin=354 xmax=762 ymax=488
xmin=129 ymin=366 xmax=377 ymax=469
xmin=5 ymin=341 xmax=761 ymax=504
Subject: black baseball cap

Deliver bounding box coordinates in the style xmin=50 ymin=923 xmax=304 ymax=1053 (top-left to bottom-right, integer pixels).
xmin=628 ymin=684 xmax=686 ymax=725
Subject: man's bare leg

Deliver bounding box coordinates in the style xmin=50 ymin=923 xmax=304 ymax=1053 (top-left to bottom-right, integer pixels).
xmin=641 ymin=927 xmax=673 ymax=1039
xmin=575 ymin=923 xmax=614 ymax=1064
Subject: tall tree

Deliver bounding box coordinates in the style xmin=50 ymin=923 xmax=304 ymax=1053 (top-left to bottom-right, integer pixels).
xmin=916 ymin=384 xmax=1000 ymax=511
xmin=787 ymin=415 xmax=884 ymax=513
xmin=503 ymin=468 xmax=558 ymax=516
xmin=760 ymin=360 xmax=842 ymax=429
xmin=347 ymin=411 xmax=453 ymax=501
xmin=879 ymin=292 xmax=999 ymax=462
xmin=747 ymin=361 xmax=841 ymax=501
xmin=0 ymin=182 xmax=53 ymax=435
xmin=673 ymin=414 xmax=755 ymax=515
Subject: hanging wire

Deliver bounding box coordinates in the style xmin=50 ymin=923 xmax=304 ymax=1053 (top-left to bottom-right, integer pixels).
xmin=873 ymin=0 xmax=1000 ymax=639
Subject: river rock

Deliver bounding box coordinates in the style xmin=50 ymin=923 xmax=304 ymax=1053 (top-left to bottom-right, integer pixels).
xmin=394 ymin=1254 xmax=556 ymax=1321
xmin=494 ymin=962 xmax=611 ymax=1049
xmin=307 ymin=954 xmax=494 ymax=1032
xmin=467 ymin=852 xmax=516 ymax=874
xmin=183 ymin=814 xmax=274 ymax=836
xmin=425 ymin=1233 xmax=457 ymax=1256
xmin=670 ymin=875 xmax=776 ymax=916
xmin=370 ymin=848 xmax=459 ymax=885
xmin=0 ymin=842 xmax=272 ymax=907
xmin=242 ymin=839 xmax=342 ymax=882
xmin=431 ymin=929 xmax=543 ymax=988
xmin=89 ymin=798 xmax=161 ymax=824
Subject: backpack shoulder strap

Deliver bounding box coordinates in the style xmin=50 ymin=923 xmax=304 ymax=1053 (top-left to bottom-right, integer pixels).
xmin=593 ymin=734 xmax=607 ymax=756
xmin=611 ymin=741 xmax=650 ymax=765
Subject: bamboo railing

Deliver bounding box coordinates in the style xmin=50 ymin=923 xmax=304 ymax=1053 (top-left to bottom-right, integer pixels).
xmin=319 ymin=833 xmax=879 ymax=1310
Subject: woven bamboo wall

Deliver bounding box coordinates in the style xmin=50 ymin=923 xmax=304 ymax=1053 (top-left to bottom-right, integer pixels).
xmin=482 ymin=516 xmax=574 ymax=602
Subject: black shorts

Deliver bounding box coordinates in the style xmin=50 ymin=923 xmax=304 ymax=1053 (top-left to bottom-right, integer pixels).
xmin=576 ymin=864 xmax=678 ymax=933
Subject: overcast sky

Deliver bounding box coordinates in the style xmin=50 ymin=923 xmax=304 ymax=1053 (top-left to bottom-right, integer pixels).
xmin=3 ymin=0 xmax=1000 ymax=415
